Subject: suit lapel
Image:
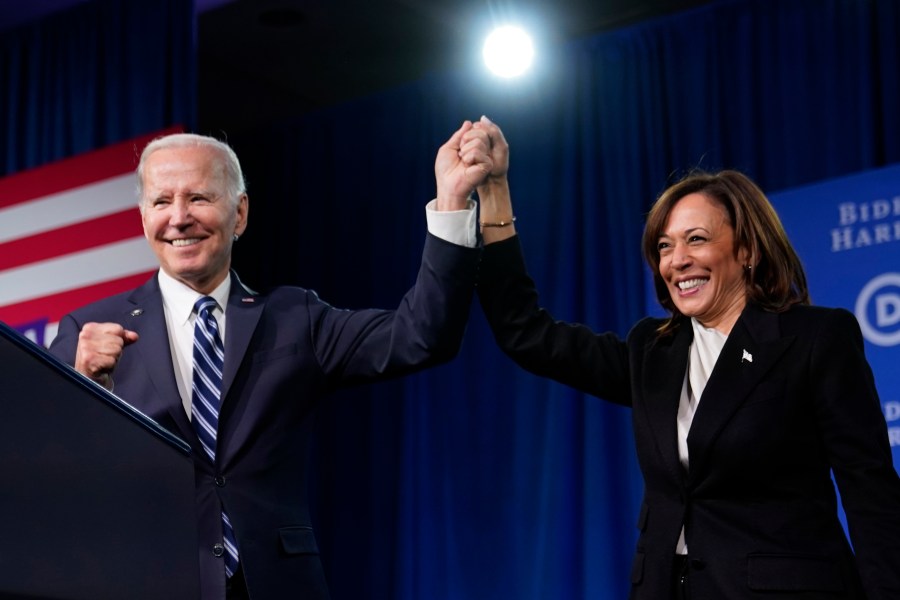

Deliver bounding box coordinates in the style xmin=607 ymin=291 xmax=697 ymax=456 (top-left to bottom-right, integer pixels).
xmin=221 ymin=274 xmax=264 ymax=401
xmin=641 ymin=321 xmax=693 ymax=482
xmin=123 ymin=275 xmax=194 ymax=441
xmin=118 ymin=272 xmax=265 ymax=455
xmin=686 ymin=304 xmax=795 ymax=480
xmin=214 ymin=275 xmax=264 ymax=465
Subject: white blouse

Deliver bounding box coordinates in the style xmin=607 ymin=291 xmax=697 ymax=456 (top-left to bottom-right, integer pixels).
xmin=675 ymin=317 xmax=728 ymax=555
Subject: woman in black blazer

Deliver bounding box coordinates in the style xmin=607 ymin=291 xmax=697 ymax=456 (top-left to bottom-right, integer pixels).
xmin=471 ymin=118 xmax=900 ymax=599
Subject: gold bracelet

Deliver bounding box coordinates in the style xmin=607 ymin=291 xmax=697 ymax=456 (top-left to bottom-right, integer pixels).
xmin=480 ymin=216 xmax=516 ymax=228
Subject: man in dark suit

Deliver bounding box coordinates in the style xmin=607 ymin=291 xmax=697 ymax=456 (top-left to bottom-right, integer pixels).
xmin=48 ymin=120 xmax=495 ymax=599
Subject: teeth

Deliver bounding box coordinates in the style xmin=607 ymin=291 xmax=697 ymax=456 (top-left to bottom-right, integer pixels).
xmin=171 ymin=238 xmax=200 ymax=247
xmin=678 ymin=278 xmax=707 ymax=290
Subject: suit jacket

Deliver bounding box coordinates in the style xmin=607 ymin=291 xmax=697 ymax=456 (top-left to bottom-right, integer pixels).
xmin=49 ymin=233 xmax=479 ymax=600
xmin=478 ymin=236 xmax=900 ymax=599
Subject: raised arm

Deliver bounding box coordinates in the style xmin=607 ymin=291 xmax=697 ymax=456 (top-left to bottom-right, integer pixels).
xmin=472 ymin=116 xmax=515 ymax=244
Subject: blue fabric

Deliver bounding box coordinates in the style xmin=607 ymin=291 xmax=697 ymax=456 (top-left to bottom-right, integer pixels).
xmin=0 ymin=0 xmax=195 ymax=176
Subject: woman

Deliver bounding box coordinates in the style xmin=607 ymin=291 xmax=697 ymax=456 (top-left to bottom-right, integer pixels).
xmin=471 ymin=118 xmax=900 ymax=598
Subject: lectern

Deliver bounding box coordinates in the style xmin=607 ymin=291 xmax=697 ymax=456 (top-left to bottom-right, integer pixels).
xmin=0 ymin=322 xmax=198 ymax=599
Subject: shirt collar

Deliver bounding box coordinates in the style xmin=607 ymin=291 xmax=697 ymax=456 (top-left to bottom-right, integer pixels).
xmin=157 ymin=269 xmax=232 ymax=325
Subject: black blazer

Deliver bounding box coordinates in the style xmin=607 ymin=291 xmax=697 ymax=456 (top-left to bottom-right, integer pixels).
xmin=49 ymin=233 xmax=480 ymax=600
xmin=478 ymin=236 xmax=900 ymax=599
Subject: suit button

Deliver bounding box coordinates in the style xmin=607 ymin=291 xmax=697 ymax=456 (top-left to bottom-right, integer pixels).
xmin=215 ymin=476 xmax=226 ymax=487
xmin=689 ymin=559 xmax=706 ymax=570
xmin=213 ymin=543 xmax=225 ymax=557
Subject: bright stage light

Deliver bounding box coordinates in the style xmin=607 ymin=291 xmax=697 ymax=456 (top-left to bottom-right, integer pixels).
xmin=482 ymin=25 xmax=534 ymax=78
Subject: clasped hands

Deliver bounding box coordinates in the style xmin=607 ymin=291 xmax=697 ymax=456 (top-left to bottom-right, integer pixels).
xmin=434 ymin=116 xmax=510 ymax=212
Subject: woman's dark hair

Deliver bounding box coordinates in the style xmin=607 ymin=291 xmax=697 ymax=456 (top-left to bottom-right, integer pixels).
xmin=641 ymin=170 xmax=809 ymax=334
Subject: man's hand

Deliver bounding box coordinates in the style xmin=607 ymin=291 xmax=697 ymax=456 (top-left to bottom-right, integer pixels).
xmin=434 ymin=120 xmax=494 ymax=211
xmin=74 ymin=322 xmax=139 ymax=389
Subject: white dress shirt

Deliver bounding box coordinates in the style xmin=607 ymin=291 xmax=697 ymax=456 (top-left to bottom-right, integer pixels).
xmin=424 ymin=198 xmax=478 ymax=248
xmin=158 ymin=269 xmax=231 ymax=418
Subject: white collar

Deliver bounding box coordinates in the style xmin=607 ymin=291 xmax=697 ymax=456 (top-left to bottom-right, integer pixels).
xmin=157 ymin=269 xmax=232 ymax=325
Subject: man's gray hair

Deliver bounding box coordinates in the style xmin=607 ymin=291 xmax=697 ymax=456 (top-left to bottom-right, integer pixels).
xmin=136 ymin=133 xmax=247 ymax=210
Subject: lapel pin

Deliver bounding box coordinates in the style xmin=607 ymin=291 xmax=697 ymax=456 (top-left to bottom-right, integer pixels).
xmin=742 ymin=349 xmax=753 ymax=363
xmin=130 ymin=308 xmax=144 ymax=317
xmin=241 ymin=297 xmax=256 ymax=303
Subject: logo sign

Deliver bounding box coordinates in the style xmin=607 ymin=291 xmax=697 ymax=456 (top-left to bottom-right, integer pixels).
xmin=770 ymin=164 xmax=900 ymax=467
xmin=856 ymin=273 xmax=900 ymax=347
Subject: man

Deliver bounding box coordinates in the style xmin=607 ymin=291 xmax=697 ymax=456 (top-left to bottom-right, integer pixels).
xmin=48 ymin=120 xmax=495 ymax=599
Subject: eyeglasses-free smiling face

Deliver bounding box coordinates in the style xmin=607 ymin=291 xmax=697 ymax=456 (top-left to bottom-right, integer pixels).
xmin=140 ymin=145 xmax=248 ymax=295
xmin=657 ymin=192 xmax=749 ymax=334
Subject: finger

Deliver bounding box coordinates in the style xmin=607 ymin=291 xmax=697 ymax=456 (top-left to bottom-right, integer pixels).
xmin=459 ymin=144 xmax=489 ymax=166
xmin=90 ymin=353 xmax=118 ymax=374
xmin=77 ymin=348 xmax=117 ymax=380
xmin=461 ymin=122 xmax=489 ymax=141
xmin=473 ymin=115 xmax=494 ymax=130
xmin=78 ymin=323 xmax=134 ymax=361
xmin=442 ymin=120 xmax=473 ymax=152
xmin=83 ymin=321 xmax=124 ymax=338
xmin=479 ymin=115 xmax=508 ymax=150
xmin=459 ymin=134 xmax=491 ymax=162
xmin=460 ymin=129 xmax=490 ymax=152
xmin=466 ymin=161 xmax=491 ymax=180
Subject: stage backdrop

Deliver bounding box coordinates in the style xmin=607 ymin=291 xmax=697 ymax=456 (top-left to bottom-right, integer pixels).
xmin=0 ymin=129 xmax=178 ymax=346
xmin=227 ymin=1 xmax=900 ymax=597
xmin=770 ymin=165 xmax=900 ymax=462
xmin=0 ymin=0 xmax=194 ymax=177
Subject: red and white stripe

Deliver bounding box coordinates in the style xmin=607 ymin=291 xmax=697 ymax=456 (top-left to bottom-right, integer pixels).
xmin=0 ymin=127 xmax=181 ymax=346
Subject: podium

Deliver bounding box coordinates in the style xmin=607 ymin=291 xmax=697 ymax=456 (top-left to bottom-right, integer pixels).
xmin=0 ymin=322 xmax=198 ymax=599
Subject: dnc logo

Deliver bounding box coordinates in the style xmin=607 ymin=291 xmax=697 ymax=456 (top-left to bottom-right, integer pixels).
xmin=855 ymin=273 xmax=900 ymax=347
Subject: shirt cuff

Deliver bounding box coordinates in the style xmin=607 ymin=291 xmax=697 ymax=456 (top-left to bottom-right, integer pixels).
xmin=425 ymin=198 xmax=478 ymax=248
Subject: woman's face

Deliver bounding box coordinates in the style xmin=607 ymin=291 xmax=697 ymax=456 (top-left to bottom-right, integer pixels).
xmin=657 ymin=193 xmax=749 ymax=333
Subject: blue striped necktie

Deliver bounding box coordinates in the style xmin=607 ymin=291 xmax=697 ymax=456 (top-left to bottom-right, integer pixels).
xmin=191 ymin=296 xmax=240 ymax=578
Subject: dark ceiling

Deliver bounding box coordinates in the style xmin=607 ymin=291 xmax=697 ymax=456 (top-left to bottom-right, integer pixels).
xmin=0 ymin=0 xmax=713 ymax=136
xmin=197 ymin=0 xmax=712 ymax=135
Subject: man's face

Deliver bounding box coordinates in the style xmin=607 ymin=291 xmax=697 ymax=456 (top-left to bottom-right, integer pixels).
xmin=140 ymin=145 xmax=248 ymax=294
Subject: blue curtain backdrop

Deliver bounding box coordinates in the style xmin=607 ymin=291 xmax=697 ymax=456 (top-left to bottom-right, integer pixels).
xmin=229 ymin=1 xmax=900 ymax=599
xmin=0 ymin=0 xmax=195 ymax=176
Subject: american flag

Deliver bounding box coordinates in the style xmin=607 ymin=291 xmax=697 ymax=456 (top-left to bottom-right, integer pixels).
xmin=0 ymin=128 xmax=180 ymax=347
